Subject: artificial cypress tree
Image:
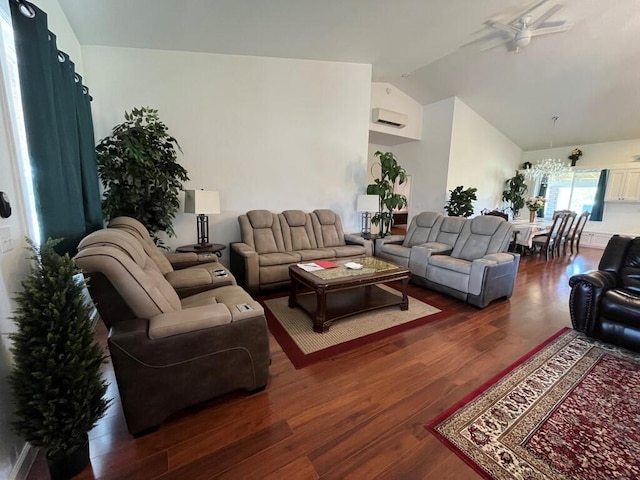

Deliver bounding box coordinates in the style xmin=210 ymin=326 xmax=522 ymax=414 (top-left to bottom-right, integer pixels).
xmin=9 ymin=238 xmax=109 ymax=474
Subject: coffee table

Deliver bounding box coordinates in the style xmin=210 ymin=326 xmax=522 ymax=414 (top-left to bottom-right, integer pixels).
xmin=288 ymin=257 xmax=410 ymax=333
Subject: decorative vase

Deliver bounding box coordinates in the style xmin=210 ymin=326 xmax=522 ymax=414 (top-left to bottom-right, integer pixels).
xmin=529 ymin=210 xmax=536 ymax=223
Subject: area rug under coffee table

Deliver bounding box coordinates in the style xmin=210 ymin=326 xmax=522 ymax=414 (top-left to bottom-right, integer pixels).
xmin=262 ymin=285 xmax=448 ymax=368
xmin=427 ymin=328 xmax=640 ymax=480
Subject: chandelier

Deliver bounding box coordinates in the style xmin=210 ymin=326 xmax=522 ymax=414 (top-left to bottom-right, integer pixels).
xmin=523 ymin=116 xmax=572 ymax=181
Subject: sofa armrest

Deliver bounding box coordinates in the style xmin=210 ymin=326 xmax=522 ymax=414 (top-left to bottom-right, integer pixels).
xmin=568 ymin=270 xmax=617 ymax=335
xmin=148 ymin=304 xmax=232 ymax=339
xmin=375 ymin=234 xmax=405 ymax=254
xmin=469 ymin=253 xmax=518 ymax=296
xmin=166 ymin=252 xmax=200 ymax=270
xmin=408 ymin=245 xmax=433 ymax=277
xmin=344 ymin=233 xmax=374 ymax=256
xmin=230 ymin=242 xmax=260 ymax=294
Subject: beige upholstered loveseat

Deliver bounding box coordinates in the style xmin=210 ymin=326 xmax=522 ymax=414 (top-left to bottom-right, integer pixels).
xmin=230 ymin=209 xmax=373 ymax=294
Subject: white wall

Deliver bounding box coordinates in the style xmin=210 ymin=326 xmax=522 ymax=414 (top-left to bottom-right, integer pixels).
xmin=372 ymin=97 xmax=523 ymax=223
xmin=449 ymin=98 xmax=522 ymax=214
xmin=522 ymin=138 xmax=640 ymax=236
xmin=82 ymin=46 xmax=372 ymax=264
xmin=389 ymin=97 xmax=455 ymax=220
xmin=369 ymin=82 xmax=422 ymax=145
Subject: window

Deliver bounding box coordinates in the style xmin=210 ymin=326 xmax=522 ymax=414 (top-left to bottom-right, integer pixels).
xmin=540 ymin=170 xmax=600 ymax=218
xmin=0 ymin=2 xmax=40 ymax=242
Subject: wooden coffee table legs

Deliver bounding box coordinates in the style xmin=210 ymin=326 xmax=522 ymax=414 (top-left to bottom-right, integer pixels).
xmin=400 ymin=276 xmax=409 ymax=311
xmin=289 ymin=277 xmax=410 ymax=333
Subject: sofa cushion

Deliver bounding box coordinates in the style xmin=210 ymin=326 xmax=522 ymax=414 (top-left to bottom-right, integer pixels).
xmin=601 ymin=288 xmax=640 ymax=328
xmin=108 ymin=216 xmax=174 ymax=275
xmin=402 ymin=212 xmax=443 ymax=247
xmin=312 ymin=209 xmax=346 ymax=247
xmin=619 ymin=237 xmax=640 ymax=295
xmin=330 ymin=245 xmax=367 ymax=258
xmin=259 ymin=252 xmax=301 ymax=267
xmin=242 ymin=210 xmax=286 ymax=254
xmin=296 ymin=248 xmax=336 ymax=261
xmin=427 ymin=255 xmax=472 ymax=275
xmin=380 ymin=243 xmax=411 ymax=259
xmin=429 ymin=217 xmax=466 ymax=248
xmin=451 ymin=216 xmax=511 ymax=262
xmin=280 ymin=210 xmax=318 ymax=251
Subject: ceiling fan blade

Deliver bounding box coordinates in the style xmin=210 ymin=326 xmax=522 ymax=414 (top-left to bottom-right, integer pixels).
xmin=530 ymin=4 xmax=564 ymax=29
xmin=479 ymin=37 xmax=512 ymax=52
xmin=487 ymin=20 xmax=519 ymax=34
xmin=530 ymin=23 xmax=573 ymax=36
xmin=499 ymin=0 xmax=550 ymax=26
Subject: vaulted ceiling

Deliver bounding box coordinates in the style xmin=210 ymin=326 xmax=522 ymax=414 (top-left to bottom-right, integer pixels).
xmin=58 ymin=0 xmax=640 ymax=150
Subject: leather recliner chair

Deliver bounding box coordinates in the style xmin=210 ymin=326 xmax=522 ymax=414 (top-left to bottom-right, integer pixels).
xmin=569 ymin=235 xmax=640 ymax=352
xmin=74 ymin=229 xmax=270 ymax=436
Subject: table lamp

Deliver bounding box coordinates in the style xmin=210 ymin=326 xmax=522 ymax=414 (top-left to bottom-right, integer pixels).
xmin=184 ymin=190 xmax=220 ymax=248
xmin=357 ymin=194 xmax=379 ymax=239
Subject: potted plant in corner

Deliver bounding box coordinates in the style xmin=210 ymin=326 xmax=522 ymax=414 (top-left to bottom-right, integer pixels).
xmin=9 ymin=239 xmax=110 ymax=480
xmin=502 ymin=171 xmax=527 ymax=219
xmin=366 ymin=150 xmax=408 ymax=237
xmin=445 ymin=185 xmax=477 ymax=217
xmin=96 ymin=106 xmax=189 ymax=246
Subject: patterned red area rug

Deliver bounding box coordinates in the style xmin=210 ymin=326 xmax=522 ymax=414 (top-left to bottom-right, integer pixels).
xmin=428 ymin=328 xmax=640 ymax=480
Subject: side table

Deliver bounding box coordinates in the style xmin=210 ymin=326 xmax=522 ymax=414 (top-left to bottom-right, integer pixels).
xmin=176 ymin=243 xmax=226 ymax=258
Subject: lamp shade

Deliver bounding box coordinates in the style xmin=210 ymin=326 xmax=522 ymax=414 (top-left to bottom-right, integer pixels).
xmin=357 ymin=194 xmax=379 ymax=212
xmin=184 ymin=190 xmax=220 ymax=215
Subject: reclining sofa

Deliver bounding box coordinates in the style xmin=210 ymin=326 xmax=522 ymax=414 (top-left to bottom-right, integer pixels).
xmin=569 ymin=235 xmax=640 ymax=352
xmin=107 ymin=216 xmax=236 ymax=297
xmin=74 ymin=228 xmax=270 ymax=436
xmin=230 ymin=209 xmax=373 ymax=294
xmin=377 ymin=212 xmax=520 ymax=308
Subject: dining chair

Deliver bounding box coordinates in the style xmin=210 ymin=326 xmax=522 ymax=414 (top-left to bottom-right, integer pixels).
xmin=532 ymin=212 xmax=567 ymax=261
xmin=552 ymin=209 xmax=572 ymax=220
xmin=568 ymin=211 xmax=590 ymax=254
xmin=558 ymin=211 xmax=577 ymax=256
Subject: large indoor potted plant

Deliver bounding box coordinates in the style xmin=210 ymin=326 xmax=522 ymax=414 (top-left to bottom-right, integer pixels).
xmin=366 ymin=150 xmax=408 ymax=237
xmin=445 ymin=185 xmax=477 ymax=217
xmin=96 ymin=107 xmax=189 ymax=245
xmin=502 ymin=171 xmax=527 ymax=219
xmin=9 ymin=239 xmax=110 ymax=480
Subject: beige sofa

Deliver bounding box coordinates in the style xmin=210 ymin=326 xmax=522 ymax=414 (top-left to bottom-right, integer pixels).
xmin=230 ymin=209 xmax=373 ymax=294
xmin=376 ymin=212 xmax=520 ymax=308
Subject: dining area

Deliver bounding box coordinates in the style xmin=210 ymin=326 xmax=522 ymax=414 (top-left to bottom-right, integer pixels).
xmin=509 ymin=210 xmax=590 ymax=260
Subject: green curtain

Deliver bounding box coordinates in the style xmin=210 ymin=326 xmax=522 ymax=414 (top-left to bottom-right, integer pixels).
xmin=10 ymin=0 xmax=102 ymax=254
xmin=590 ymin=169 xmax=608 ymax=221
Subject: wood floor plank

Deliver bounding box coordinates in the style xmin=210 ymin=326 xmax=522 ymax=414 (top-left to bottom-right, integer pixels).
xmin=25 ymin=248 xmax=602 ymax=480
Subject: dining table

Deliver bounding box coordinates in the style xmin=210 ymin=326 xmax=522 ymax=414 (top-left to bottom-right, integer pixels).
xmin=510 ymin=219 xmax=550 ymax=249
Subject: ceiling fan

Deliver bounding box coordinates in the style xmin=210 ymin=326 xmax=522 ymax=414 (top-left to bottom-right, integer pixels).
xmin=466 ymin=0 xmax=573 ymax=53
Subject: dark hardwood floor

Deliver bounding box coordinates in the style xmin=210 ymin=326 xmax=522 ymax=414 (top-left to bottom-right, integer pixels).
xmin=27 ymin=247 xmax=603 ymax=480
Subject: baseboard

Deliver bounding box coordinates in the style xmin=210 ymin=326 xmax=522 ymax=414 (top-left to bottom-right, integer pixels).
xmin=9 ymin=444 xmax=37 ymax=480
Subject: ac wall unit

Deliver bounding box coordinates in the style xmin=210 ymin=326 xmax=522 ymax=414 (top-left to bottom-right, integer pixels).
xmin=372 ymin=108 xmax=407 ymax=128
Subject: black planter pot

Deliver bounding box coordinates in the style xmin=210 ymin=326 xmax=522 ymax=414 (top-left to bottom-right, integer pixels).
xmin=46 ymin=435 xmax=90 ymax=480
